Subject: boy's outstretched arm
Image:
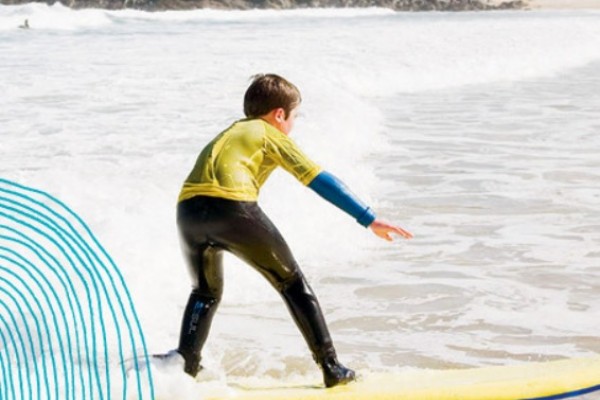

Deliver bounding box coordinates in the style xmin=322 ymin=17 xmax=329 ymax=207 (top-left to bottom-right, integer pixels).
xmin=308 ymin=171 xmax=413 ymax=241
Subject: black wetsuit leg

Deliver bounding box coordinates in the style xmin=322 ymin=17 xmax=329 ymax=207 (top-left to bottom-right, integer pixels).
xmin=176 ymin=243 xmax=223 ymax=376
xmin=176 ymin=196 xmax=337 ymax=376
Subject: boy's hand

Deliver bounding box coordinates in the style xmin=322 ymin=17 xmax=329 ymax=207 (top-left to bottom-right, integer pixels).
xmin=369 ymin=219 xmax=413 ymax=241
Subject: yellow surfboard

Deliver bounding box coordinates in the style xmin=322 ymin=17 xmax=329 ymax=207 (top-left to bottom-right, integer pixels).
xmin=200 ymin=356 xmax=600 ymax=400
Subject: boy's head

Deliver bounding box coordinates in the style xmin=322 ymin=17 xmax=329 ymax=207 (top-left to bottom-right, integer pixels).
xmin=243 ymin=74 xmax=301 ymax=120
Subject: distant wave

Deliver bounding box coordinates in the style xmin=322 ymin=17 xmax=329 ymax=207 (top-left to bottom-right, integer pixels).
xmin=0 ymin=3 xmax=114 ymax=30
xmin=0 ymin=2 xmax=398 ymax=30
xmin=113 ymin=6 xmax=397 ymax=19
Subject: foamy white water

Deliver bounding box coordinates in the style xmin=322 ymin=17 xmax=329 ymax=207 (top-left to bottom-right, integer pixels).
xmin=1 ymin=4 xmax=600 ymax=399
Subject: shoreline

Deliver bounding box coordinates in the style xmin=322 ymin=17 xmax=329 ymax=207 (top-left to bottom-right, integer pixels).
xmin=0 ymin=0 xmax=527 ymax=11
xmin=527 ymin=0 xmax=600 ymax=9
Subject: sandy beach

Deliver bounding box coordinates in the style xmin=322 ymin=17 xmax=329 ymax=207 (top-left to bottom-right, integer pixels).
xmin=527 ymin=0 xmax=600 ymax=9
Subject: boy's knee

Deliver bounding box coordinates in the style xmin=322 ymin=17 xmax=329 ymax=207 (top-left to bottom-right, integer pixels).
xmin=278 ymin=273 xmax=317 ymax=300
xmin=190 ymin=289 xmax=221 ymax=306
xmin=274 ymin=271 xmax=305 ymax=293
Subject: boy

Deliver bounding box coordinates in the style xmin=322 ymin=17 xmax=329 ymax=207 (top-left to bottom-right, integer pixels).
xmin=172 ymin=74 xmax=412 ymax=388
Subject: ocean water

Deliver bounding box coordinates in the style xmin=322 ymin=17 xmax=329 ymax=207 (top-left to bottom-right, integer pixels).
xmin=1 ymin=3 xmax=600 ymax=399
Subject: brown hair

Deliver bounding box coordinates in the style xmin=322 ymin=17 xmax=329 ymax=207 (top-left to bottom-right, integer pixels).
xmin=243 ymin=74 xmax=302 ymax=119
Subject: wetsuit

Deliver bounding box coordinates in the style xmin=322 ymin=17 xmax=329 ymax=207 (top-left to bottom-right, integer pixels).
xmin=176 ymin=118 xmax=374 ymax=384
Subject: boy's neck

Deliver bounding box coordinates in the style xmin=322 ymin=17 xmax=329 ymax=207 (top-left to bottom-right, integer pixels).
xmin=259 ymin=115 xmax=289 ymax=136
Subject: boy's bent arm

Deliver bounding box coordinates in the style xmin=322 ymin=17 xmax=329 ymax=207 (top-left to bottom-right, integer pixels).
xmin=308 ymin=171 xmax=413 ymax=241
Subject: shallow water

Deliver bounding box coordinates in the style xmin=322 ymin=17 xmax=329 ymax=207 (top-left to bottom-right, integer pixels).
xmin=370 ymin=60 xmax=600 ymax=367
xmin=1 ymin=4 xmax=600 ymax=398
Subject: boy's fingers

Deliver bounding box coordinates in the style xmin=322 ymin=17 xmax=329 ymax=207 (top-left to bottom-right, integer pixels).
xmin=392 ymin=226 xmax=413 ymax=239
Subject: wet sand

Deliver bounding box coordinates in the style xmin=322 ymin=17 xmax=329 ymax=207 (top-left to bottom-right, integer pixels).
xmin=527 ymin=0 xmax=600 ymax=9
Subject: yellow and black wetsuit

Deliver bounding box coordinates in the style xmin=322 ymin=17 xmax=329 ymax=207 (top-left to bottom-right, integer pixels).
xmin=176 ymin=118 xmax=356 ymax=387
xmin=179 ymin=118 xmax=321 ymax=202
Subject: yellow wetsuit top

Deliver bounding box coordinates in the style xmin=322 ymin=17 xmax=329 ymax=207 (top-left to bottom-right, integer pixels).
xmin=178 ymin=118 xmax=322 ymax=202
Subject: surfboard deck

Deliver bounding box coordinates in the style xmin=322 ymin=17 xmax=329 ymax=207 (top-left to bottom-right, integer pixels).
xmin=196 ymin=356 xmax=600 ymax=400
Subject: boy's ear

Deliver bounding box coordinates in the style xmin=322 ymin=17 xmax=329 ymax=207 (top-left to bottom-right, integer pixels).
xmin=274 ymin=107 xmax=286 ymax=122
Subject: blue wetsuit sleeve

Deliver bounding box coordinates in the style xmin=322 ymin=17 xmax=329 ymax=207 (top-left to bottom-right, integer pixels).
xmin=308 ymin=171 xmax=376 ymax=228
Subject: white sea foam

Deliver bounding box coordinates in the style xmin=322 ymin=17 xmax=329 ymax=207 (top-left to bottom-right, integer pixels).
xmin=0 ymin=2 xmax=114 ymax=30
xmin=1 ymin=5 xmax=600 ymax=399
xmin=0 ymin=3 xmax=394 ymax=31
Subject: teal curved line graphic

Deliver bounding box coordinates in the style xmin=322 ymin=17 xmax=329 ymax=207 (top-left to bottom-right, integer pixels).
xmin=0 ymin=178 xmax=155 ymax=400
xmin=1 ymin=268 xmax=60 ymax=398
xmin=0 ymin=249 xmax=70 ymax=398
